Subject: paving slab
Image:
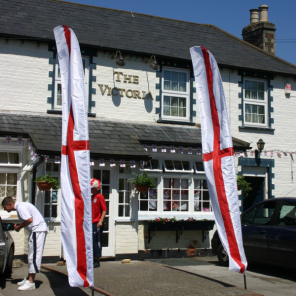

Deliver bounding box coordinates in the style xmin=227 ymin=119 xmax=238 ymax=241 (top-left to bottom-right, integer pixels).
xmin=149 ymin=257 xmax=296 ymax=296
xmin=48 ymin=260 xmax=259 ymax=296
xmin=0 ymin=263 xmax=103 ymax=296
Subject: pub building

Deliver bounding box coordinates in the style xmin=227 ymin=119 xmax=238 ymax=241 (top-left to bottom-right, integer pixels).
xmin=1 ymin=0 xmax=296 ymax=260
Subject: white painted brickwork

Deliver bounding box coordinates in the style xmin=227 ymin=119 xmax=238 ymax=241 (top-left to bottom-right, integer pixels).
xmin=9 ymin=227 xmax=24 ymax=255
xmin=138 ymin=222 xmax=216 ymax=250
xmin=115 ymin=222 xmax=138 ymax=254
xmin=0 ymin=38 xmax=53 ymax=113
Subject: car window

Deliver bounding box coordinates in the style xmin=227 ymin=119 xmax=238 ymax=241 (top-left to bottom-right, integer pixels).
xmin=275 ymin=201 xmax=296 ymax=227
xmin=253 ymin=201 xmax=278 ymax=226
xmin=241 ymin=206 xmax=258 ymax=225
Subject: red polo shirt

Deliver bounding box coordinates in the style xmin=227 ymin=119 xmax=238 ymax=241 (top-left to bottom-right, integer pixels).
xmin=92 ymin=193 xmax=107 ymax=223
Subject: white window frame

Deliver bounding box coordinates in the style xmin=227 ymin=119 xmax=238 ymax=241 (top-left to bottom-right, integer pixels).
xmin=138 ymin=176 xmax=159 ymax=212
xmin=44 ymin=161 xmax=61 ymax=222
xmin=193 ymin=178 xmax=212 ymax=213
xmin=163 ymin=159 xmax=194 ymax=174
xmin=0 ymin=150 xmax=22 ymax=168
xmin=194 ymin=161 xmax=205 ymax=175
xmin=243 ymin=78 xmax=268 ymax=127
xmin=118 ymin=177 xmax=132 ymax=219
xmin=162 ymin=67 xmax=190 ymax=122
xmin=140 ymin=159 xmax=162 ymax=173
xmin=54 ymin=56 xmax=89 ymax=110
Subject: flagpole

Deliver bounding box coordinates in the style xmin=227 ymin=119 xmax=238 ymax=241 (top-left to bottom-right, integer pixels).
xmin=244 ymin=273 xmax=247 ymax=290
xmin=92 ymin=287 xmax=94 ymax=296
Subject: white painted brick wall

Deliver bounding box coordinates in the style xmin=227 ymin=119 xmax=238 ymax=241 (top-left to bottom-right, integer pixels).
xmin=115 ymin=222 xmax=138 ymax=254
xmin=138 ymin=222 xmax=216 ymax=250
xmin=0 ymin=38 xmax=53 ymax=113
xmin=9 ymin=227 xmax=24 ymax=255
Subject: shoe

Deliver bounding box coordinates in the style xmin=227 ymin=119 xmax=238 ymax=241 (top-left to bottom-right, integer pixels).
xmin=17 ymin=278 xmax=29 ymax=286
xmin=18 ymin=282 xmax=35 ymax=291
xmin=93 ymin=261 xmax=100 ymax=268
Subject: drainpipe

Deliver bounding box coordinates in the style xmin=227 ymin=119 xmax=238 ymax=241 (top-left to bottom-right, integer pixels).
xmin=31 ymin=157 xmax=44 ymax=206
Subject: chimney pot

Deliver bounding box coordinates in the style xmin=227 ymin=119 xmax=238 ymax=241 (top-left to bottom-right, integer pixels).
xmin=259 ymin=4 xmax=269 ymax=22
xmin=250 ymin=9 xmax=259 ymax=24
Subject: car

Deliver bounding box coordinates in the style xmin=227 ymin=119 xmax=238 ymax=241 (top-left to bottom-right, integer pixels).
xmin=0 ymin=218 xmax=15 ymax=277
xmin=211 ymin=198 xmax=296 ymax=268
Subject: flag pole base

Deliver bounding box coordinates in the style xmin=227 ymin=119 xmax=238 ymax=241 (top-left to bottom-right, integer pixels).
xmin=244 ymin=273 xmax=247 ymax=290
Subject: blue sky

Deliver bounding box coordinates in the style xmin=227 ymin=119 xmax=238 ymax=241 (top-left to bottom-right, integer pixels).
xmin=65 ymin=0 xmax=296 ymax=65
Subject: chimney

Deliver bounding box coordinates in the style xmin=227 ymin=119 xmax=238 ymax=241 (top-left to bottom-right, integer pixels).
xmin=250 ymin=9 xmax=259 ymax=24
xmin=242 ymin=5 xmax=276 ymax=55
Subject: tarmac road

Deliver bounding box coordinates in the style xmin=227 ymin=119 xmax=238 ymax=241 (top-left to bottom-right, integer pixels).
xmin=0 ymin=263 xmax=104 ymax=296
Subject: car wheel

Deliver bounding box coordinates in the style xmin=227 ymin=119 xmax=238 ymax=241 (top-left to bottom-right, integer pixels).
xmin=217 ymin=244 xmax=229 ymax=267
xmin=3 ymin=247 xmax=13 ymax=277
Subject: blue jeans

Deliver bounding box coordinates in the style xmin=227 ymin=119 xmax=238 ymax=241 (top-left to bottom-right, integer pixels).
xmin=92 ymin=222 xmax=103 ymax=258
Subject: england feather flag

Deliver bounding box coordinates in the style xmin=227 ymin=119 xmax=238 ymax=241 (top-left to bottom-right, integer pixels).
xmin=54 ymin=25 xmax=93 ymax=287
xmin=190 ymin=46 xmax=247 ymax=274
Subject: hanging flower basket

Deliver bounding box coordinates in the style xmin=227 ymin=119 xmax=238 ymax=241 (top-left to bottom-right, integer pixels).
xmin=135 ymin=184 xmax=149 ymax=192
xmin=36 ymin=181 xmax=53 ymax=191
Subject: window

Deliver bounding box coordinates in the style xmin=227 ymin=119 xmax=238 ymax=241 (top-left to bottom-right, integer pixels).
xmin=139 ymin=178 xmax=158 ymax=211
xmin=244 ymin=79 xmax=267 ymax=126
xmin=141 ymin=159 xmax=162 ymax=172
xmin=162 ymin=68 xmax=189 ymax=121
xmin=118 ymin=179 xmax=131 ymax=217
xmin=119 ymin=166 xmax=131 ymax=174
xmin=163 ymin=160 xmax=193 ymax=173
xmin=54 ymin=57 xmax=89 ymax=110
xmin=44 ymin=190 xmax=58 ymax=219
xmin=0 ymin=152 xmax=20 ymax=165
xmin=163 ymin=178 xmax=189 ymax=211
xmin=194 ymin=179 xmax=211 ymax=212
xmin=253 ymin=201 xmax=277 ymax=225
xmin=0 ymin=173 xmax=17 ymax=200
xmin=194 ymin=162 xmax=204 ymax=174
xmin=276 ymin=202 xmax=296 ymax=227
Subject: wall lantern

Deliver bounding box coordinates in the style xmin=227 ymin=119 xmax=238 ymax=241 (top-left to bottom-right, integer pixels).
xmin=115 ymin=51 xmax=125 ymax=67
xmin=148 ymin=55 xmax=158 ymax=70
xmin=255 ymin=138 xmax=265 ymax=159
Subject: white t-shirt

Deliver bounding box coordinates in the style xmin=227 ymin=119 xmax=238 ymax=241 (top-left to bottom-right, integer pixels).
xmin=15 ymin=202 xmax=47 ymax=233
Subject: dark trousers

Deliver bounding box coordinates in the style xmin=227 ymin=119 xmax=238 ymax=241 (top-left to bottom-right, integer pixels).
xmin=92 ymin=222 xmax=103 ymax=259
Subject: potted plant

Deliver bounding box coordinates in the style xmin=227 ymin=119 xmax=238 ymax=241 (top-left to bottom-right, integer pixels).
xmin=127 ymin=171 xmax=155 ymax=192
xmin=237 ymin=175 xmax=252 ymax=199
xmin=34 ymin=173 xmax=60 ymax=191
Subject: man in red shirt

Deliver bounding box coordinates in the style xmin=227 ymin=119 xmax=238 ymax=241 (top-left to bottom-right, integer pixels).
xmin=91 ymin=178 xmax=107 ymax=268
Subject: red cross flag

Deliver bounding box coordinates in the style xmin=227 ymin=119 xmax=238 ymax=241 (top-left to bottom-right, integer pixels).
xmin=17 ymin=136 xmax=23 ymax=145
xmin=143 ymin=144 xmax=148 ymax=151
xmin=152 ymin=144 xmax=157 ymax=152
xmin=55 ymin=156 xmax=61 ymax=164
xmin=54 ymin=25 xmax=93 ymax=287
xmin=188 ymin=147 xmax=192 ymax=154
xmin=90 ymin=158 xmax=94 ymax=166
xmin=170 ymin=145 xmax=175 ymax=153
xmin=196 ymin=147 xmax=201 ymax=155
xmin=99 ymin=158 xmax=105 ymax=167
xmin=120 ymin=159 xmax=126 ymax=167
xmin=161 ymin=145 xmax=166 ymax=152
xmin=110 ymin=159 xmax=116 ymax=167
xmin=6 ymin=136 xmax=11 ymax=144
xmin=190 ymin=46 xmax=247 ymax=274
xmin=130 ymin=160 xmax=136 ymax=168
xmin=179 ymin=146 xmax=183 ymax=154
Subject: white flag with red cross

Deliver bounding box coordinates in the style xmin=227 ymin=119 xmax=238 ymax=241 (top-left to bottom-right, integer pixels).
xmin=190 ymin=46 xmax=247 ymax=274
xmin=17 ymin=136 xmax=23 ymax=145
xmin=6 ymin=136 xmax=11 ymax=144
xmin=54 ymin=25 xmax=93 ymax=288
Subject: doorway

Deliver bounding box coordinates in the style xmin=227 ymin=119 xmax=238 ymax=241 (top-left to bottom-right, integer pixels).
xmin=243 ymin=176 xmax=265 ymax=211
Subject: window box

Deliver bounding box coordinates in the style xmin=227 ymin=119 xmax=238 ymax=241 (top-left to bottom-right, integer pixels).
xmin=146 ymin=220 xmax=215 ymax=243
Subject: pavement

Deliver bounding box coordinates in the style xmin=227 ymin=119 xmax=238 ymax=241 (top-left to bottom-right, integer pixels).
xmin=0 ymin=256 xmax=295 ymax=296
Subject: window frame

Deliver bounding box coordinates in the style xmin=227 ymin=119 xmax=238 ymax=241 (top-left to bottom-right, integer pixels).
xmin=161 ymin=67 xmax=190 ymax=122
xmin=138 ymin=176 xmax=159 ymax=212
xmin=0 ymin=151 xmax=22 ymax=168
xmin=243 ymin=78 xmax=268 ymax=127
xmin=193 ymin=178 xmax=212 ymax=213
xmin=163 ymin=159 xmax=194 ymax=174
xmin=43 ymin=189 xmax=58 ymax=220
xmin=54 ymin=56 xmax=89 ymax=110
xmin=194 ymin=161 xmax=205 ymax=175
xmin=118 ymin=177 xmax=132 ymax=219
xmin=140 ymin=159 xmax=162 ymax=173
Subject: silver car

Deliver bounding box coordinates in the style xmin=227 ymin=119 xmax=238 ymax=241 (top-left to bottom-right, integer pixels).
xmin=0 ymin=218 xmax=14 ymax=277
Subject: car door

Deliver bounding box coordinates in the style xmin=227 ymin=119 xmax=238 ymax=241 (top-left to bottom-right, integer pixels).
xmin=0 ymin=219 xmax=7 ymax=272
xmin=268 ymin=201 xmax=296 ymax=266
xmin=241 ymin=200 xmax=278 ymax=261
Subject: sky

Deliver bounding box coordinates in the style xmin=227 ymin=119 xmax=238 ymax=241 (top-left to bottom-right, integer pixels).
xmin=64 ymin=0 xmax=296 ymax=65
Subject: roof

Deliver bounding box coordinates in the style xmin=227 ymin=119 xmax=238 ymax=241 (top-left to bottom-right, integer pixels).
xmin=0 ymin=113 xmax=250 ymax=158
xmin=1 ymin=0 xmax=296 ymax=76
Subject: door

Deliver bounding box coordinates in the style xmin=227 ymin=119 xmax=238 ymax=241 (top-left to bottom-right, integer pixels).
xmin=241 ymin=200 xmax=278 ymax=261
xmin=268 ymin=201 xmax=296 ymax=266
xmin=92 ymin=169 xmax=114 ymax=257
xmin=243 ymin=177 xmax=265 ymax=211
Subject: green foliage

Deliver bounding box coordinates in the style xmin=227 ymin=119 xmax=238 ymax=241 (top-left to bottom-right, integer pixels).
xmin=148 ymin=217 xmax=207 ymax=223
xmin=34 ymin=173 xmax=60 ymax=189
xmin=127 ymin=171 xmax=155 ymax=188
xmin=237 ymin=175 xmax=252 ymax=199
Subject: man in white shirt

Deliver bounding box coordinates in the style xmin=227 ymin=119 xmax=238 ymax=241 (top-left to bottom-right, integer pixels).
xmin=2 ymin=196 xmax=47 ymax=291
